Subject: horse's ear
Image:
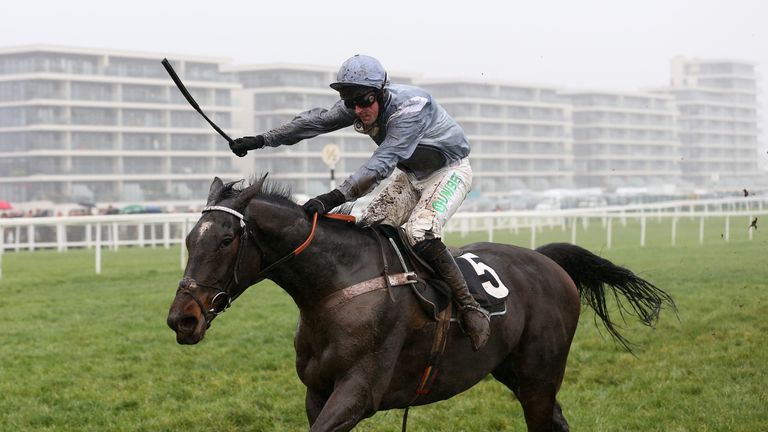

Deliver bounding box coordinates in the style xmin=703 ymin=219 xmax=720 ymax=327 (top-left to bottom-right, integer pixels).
xmin=233 ymin=173 xmax=269 ymax=211
xmin=207 ymin=177 xmax=225 ymax=206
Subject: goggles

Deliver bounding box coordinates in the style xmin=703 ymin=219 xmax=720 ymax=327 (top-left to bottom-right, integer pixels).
xmin=343 ymin=91 xmax=377 ymax=109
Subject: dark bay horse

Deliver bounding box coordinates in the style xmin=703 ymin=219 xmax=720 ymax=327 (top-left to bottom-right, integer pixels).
xmin=167 ymin=176 xmax=675 ymax=432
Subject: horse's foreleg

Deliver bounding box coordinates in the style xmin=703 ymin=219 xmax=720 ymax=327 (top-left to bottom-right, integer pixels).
xmin=305 ymin=388 xmax=327 ymax=427
xmin=308 ymin=375 xmax=372 ymax=432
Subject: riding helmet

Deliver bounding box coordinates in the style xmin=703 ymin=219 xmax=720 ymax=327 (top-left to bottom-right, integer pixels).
xmin=330 ymin=54 xmax=388 ymax=98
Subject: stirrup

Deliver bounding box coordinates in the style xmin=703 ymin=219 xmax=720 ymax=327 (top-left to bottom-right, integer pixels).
xmin=458 ymin=303 xmax=491 ymax=351
xmin=461 ymin=304 xmax=491 ymax=322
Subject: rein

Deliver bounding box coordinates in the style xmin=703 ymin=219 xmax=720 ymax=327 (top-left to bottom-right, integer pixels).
xmin=249 ymin=212 xmax=355 ymax=283
xmin=177 ymin=206 xmax=354 ymax=327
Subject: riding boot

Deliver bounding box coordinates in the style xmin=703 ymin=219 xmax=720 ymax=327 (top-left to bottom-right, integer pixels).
xmin=415 ymin=238 xmax=490 ymax=351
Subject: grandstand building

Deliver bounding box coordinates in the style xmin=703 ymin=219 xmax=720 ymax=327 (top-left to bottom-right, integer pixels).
xmin=0 ymin=45 xmax=241 ymax=206
xmin=0 ymin=45 xmax=762 ymax=208
xmin=560 ymin=89 xmax=681 ymax=189
xmin=662 ymin=57 xmax=762 ymax=189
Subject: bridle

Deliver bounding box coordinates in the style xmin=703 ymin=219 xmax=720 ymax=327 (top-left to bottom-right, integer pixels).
xmin=175 ymin=205 xmax=251 ymax=328
xmin=175 ymin=204 xmax=353 ymax=328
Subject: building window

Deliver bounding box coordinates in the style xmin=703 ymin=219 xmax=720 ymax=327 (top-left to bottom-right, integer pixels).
xmin=171 ymin=134 xmax=211 ymax=151
xmin=124 ymin=157 xmax=163 ymax=174
xmin=0 ymin=107 xmax=25 ymax=126
xmin=171 ymin=111 xmax=205 ymax=128
xmin=123 ymin=84 xmax=164 ymax=103
xmin=72 ymin=132 xmax=115 ymax=150
xmin=106 ymin=57 xmax=166 ymax=79
xmin=214 ymin=89 xmax=231 ymax=106
xmin=123 ymin=133 xmax=164 ymax=150
xmin=71 ymin=82 xmax=114 ymax=101
xmin=185 ymin=62 xmax=219 ymax=81
xmin=71 ymin=156 xmax=115 ymax=174
xmin=171 ymin=157 xmax=207 ymax=174
xmin=125 ymin=109 xmax=164 ymax=127
xmin=72 ymin=107 xmax=117 ymax=126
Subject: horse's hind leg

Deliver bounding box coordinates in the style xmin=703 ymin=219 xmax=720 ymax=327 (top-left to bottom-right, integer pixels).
xmin=492 ymin=357 xmax=570 ymax=432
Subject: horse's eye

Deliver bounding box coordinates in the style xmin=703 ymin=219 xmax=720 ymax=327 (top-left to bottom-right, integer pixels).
xmin=220 ymin=237 xmax=233 ymax=248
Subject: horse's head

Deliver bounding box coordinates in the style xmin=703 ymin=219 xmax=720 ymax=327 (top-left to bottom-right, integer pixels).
xmin=167 ymin=175 xmax=267 ymax=344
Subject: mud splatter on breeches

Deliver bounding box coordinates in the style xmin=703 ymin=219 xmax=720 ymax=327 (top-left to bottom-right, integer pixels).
xmin=360 ymin=159 xmax=473 ymax=246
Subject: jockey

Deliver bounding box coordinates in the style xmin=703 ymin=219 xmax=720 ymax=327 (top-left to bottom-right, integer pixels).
xmin=230 ymin=54 xmax=490 ymax=350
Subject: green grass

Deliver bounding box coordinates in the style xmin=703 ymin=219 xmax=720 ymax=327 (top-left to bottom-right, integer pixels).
xmin=0 ymin=219 xmax=766 ymax=431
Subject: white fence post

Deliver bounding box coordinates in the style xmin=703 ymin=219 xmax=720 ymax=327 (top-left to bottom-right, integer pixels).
xmin=606 ymin=217 xmax=612 ymax=249
xmin=56 ymin=223 xmax=65 ymax=252
xmin=487 ymin=222 xmax=494 ymax=243
xmin=163 ymin=222 xmax=170 ymax=249
xmin=95 ymin=222 xmax=102 ymax=275
xmin=671 ymin=217 xmax=678 ymax=246
xmin=724 ymin=215 xmax=730 ymax=242
xmin=150 ymin=224 xmax=157 ymax=248
xmin=570 ymin=217 xmax=577 ymax=245
xmin=699 ymin=216 xmax=705 ymax=245
xmin=111 ymin=222 xmax=119 ymax=251
xmin=640 ymin=215 xmax=646 ymax=247
xmin=28 ymin=225 xmax=35 ymax=251
xmin=0 ymin=227 xmax=4 ymax=279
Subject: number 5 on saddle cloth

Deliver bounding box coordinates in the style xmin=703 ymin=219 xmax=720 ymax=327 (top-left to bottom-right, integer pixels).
xmin=377 ymin=225 xmax=509 ymax=321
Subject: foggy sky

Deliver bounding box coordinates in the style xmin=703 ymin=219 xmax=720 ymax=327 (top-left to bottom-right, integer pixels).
xmin=4 ymin=0 xmax=768 ymax=157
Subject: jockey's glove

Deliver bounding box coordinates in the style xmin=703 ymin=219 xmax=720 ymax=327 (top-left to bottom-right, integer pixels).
xmin=230 ymin=135 xmax=265 ymax=157
xmin=302 ymin=189 xmax=346 ymax=216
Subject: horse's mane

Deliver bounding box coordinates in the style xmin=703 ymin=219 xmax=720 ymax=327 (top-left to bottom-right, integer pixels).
xmin=215 ymin=174 xmax=355 ymax=217
xmin=219 ymin=175 xmax=296 ymax=208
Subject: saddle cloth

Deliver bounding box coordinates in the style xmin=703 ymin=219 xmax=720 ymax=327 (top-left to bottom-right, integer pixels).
xmin=376 ymin=225 xmax=508 ymax=321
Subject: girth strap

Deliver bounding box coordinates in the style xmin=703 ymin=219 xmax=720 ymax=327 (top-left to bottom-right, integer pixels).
xmin=413 ymin=302 xmax=452 ymax=399
xmin=402 ymin=302 xmax=452 ymax=432
xmin=322 ymin=272 xmax=418 ymax=310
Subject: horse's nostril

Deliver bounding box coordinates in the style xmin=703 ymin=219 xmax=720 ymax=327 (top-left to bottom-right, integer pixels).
xmin=167 ymin=313 xmax=198 ymax=333
xmin=178 ymin=316 xmax=198 ymax=332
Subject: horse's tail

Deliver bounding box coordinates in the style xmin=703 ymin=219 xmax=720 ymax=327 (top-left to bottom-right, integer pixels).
xmin=536 ymin=242 xmax=677 ymax=352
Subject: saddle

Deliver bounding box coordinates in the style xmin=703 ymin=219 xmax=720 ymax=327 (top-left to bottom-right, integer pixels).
xmin=375 ymin=225 xmax=508 ymax=322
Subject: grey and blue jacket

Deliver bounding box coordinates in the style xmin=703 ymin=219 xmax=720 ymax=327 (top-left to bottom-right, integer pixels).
xmin=261 ymin=84 xmax=471 ymax=200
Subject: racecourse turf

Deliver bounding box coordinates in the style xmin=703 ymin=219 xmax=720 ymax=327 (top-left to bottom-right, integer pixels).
xmin=0 ymin=217 xmax=765 ymax=431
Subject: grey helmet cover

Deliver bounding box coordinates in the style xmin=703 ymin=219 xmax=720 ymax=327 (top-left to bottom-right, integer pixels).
xmin=330 ymin=54 xmax=388 ymax=92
